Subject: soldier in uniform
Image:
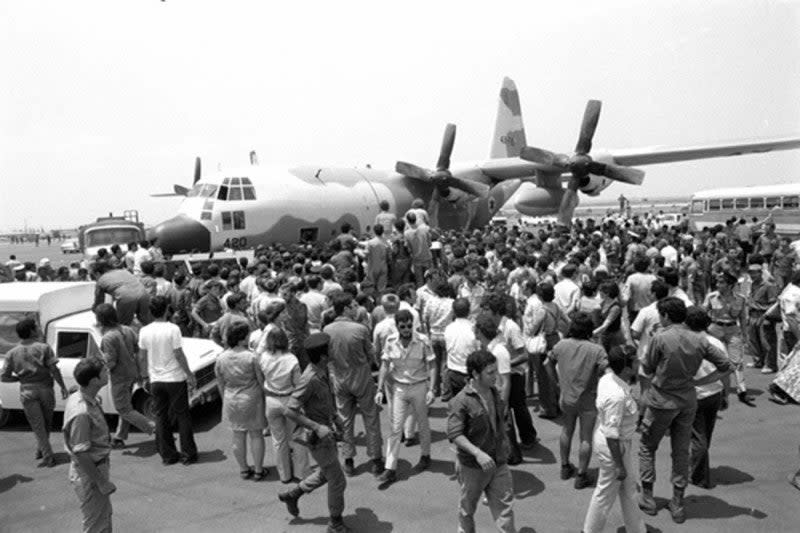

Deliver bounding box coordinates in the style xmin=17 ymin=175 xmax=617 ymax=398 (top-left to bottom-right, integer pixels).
xmin=63 ymin=358 xmax=115 ymax=533
xmin=745 ymin=263 xmax=778 ymax=373
xmin=277 ymin=333 xmax=348 ymax=533
xmin=704 ymin=271 xmax=754 ymax=406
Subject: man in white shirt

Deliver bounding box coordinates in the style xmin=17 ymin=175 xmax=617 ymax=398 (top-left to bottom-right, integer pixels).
xmin=660 ymin=239 xmax=679 ymax=269
xmin=298 ymin=276 xmax=328 ymax=333
xmin=554 ymin=263 xmax=581 ymax=317
xmin=138 ymin=295 xmax=197 ymax=465
xmin=132 ymin=240 xmax=153 ymax=277
xmin=374 ymin=310 xmax=436 ymax=484
xmin=444 ymin=298 xmax=478 ymax=399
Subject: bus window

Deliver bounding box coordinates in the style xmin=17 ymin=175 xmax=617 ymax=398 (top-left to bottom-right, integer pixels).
xmin=750 ymin=197 xmax=764 ymax=209
xmin=691 ymin=200 xmax=705 ymax=213
xmin=734 ymin=198 xmax=748 ymax=209
xmin=708 ymin=199 xmax=721 ymax=211
xmin=766 ymin=197 xmax=781 ymax=208
xmin=721 ymin=198 xmax=733 ymax=210
xmin=783 ymin=196 xmax=799 ymax=209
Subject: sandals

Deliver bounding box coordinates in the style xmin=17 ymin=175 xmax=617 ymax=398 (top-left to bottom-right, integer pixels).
xmin=240 ymin=467 xmax=254 ymax=480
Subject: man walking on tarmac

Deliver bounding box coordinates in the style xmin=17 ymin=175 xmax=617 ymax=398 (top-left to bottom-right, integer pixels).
xmin=638 ymin=297 xmax=732 ymax=523
xmin=278 ymin=332 xmax=348 ymax=533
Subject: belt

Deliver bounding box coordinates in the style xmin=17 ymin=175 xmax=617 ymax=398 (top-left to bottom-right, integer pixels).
xmin=265 ymin=391 xmax=292 ymax=397
xmin=713 ymin=320 xmax=736 ymax=327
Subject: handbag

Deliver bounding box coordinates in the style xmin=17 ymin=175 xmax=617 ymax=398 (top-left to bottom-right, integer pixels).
xmin=526 ymin=333 xmax=547 ymax=354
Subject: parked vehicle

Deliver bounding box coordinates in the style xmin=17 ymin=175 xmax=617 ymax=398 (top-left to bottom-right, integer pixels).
xmin=0 ymin=282 xmax=221 ymax=427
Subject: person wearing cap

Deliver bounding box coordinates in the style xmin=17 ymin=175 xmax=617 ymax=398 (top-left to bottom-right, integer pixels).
xmin=745 ymin=261 xmax=778 ymax=372
xmin=703 ymin=271 xmax=753 ymax=406
xmin=192 ymin=279 xmax=225 ymax=338
xmin=277 ymin=332 xmax=349 ymax=533
xmin=93 ymin=260 xmax=153 ymax=326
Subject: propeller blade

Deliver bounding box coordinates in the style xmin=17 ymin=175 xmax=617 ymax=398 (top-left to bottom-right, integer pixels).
xmin=601 ymin=163 xmax=645 ymax=185
xmin=436 ymin=123 xmax=457 ymax=171
xmin=173 ymin=184 xmax=189 ymax=196
xmin=520 ymin=146 xmax=561 ymax=166
xmin=575 ymin=100 xmax=602 ymax=155
xmin=193 ymin=157 xmax=202 ymax=185
xmin=395 ymin=161 xmax=432 ymax=180
xmin=558 ymin=188 xmax=580 ymax=227
xmin=445 ymin=177 xmax=489 ymax=197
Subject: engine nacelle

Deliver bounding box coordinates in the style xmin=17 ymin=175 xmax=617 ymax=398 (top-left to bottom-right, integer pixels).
xmin=579 ymin=151 xmax=615 ymax=196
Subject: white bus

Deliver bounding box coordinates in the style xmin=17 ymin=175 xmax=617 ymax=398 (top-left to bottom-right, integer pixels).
xmin=688 ymin=184 xmax=800 ymax=236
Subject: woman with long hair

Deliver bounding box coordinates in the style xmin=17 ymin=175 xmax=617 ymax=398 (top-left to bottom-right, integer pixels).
xmin=594 ymin=281 xmax=626 ymax=353
xmin=214 ymin=321 xmax=267 ymax=480
xmin=261 ymin=327 xmax=310 ymax=483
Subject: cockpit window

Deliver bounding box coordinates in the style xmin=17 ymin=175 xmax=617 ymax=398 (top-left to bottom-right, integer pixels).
xmin=187 ymin=184 xmax=218 ymax=198
xmin=217 ymin=177 xmax=256 ymax=201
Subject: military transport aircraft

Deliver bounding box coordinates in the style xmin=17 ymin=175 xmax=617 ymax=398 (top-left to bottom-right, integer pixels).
xmin=149 ymin=77 xmax=800 ymax=255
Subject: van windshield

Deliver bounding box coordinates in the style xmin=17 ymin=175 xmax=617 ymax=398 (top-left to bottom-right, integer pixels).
xmin=85 ymin=227 xmax=141 ymax=247
xmin=0 ymin=311 xmax=40 ymax=356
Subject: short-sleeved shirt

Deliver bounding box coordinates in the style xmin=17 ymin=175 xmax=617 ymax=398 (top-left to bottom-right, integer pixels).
xmin=382 ymin=333 xmax=434 ymax=385
xmin=595 ymin=372 xmax=638 ymax=441
xmin=299 ymin=290 xmax=327 ymax=332
xmin=704 ymin=291 xmax=745 ymax=323
xmin=63 ymin=391 xmax=111 ymax=470
xmin=444 ymin=318 xmax=478 ymax=374
xmin=139 ymin=320 xmax=186 ymax=382
xmin=447 ymin=383 xmax=509 ymax=468
xmin=498 ymin=317 xmax=526 ymax=374
xmin=287 ymin=364 xmax=335 ymax=427
xmin=1 ymin=341 xmax=57 ymax=388
xmin=550 ymin=338 xmax=608 ymax=408
xmin=260 ymin=351 xmax=300 ymax=396
xmin=488 ymin=338 xmax=511 ymax=390
xmin=623 ymin=272 xmax=657 ymax=312
xmin=631 ymin=302 xmax=661 ymax=372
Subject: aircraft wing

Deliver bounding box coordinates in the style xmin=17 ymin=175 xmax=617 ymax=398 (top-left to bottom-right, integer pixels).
xmin=609 ymin=137 xmax=800 ymax=167
xmin=470 ymin=158 xmax=559 ymax=181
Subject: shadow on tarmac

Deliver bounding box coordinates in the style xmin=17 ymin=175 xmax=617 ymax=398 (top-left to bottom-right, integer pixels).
xmin=521 ymin=442 xmax=557 ymax=465
xmin=710 ymin=465 xmax=755 ymax=485
xmin=685 ymin=494 xmax=767 ymax=520
xmin=291 ymin=507 xmax=393 ymax=532
xmin=0 ymin=473 xmax=33 ymax=495
xmin=510 ymin=468 xmax=545 ymax=498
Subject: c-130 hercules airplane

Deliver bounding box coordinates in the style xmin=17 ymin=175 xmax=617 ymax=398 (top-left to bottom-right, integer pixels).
xmin=150 ymin=77 xmax=800 ymax=255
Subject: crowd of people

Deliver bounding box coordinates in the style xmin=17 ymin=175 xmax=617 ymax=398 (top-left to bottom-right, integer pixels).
xmin=4 ymin=203 xmax=800 ymax=532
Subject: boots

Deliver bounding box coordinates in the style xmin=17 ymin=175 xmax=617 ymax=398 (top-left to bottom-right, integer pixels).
xmin=278 ymin=486 xmax=303 ymax=517
xmin=668 ymin=485 xmax=686 ymax=524
xmin=638 ymin=482 xmax=658 ymax=516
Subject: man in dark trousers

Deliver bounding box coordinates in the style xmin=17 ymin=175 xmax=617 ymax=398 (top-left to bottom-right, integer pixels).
xmin=277 ymin=333 xmax=348 ymax=533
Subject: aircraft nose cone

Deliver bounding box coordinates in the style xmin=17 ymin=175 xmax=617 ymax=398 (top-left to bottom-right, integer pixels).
xmin=151 ymin=215 xmax=211 ymax=254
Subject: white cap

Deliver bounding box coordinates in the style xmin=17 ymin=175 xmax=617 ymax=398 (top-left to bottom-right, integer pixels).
xmin=39 ymin=258 xmax=50 ymax=266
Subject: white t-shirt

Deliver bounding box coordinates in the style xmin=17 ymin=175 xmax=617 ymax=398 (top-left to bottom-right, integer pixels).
xmin=660 ymin=245 xmax=678 ymax=268
xmin=139 ymin=321 xmax=185 ymax=382
xmin=444 ymin=318 xmax=478 ymax=374
xmin=488 ymin=337 xmax=511 ymax=390
xmin=631 ymin=302 xmax=661 ymax=376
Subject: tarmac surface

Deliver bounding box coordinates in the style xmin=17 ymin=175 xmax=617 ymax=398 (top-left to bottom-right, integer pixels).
xmin=1 ymin=369 xmax=799 ymax=533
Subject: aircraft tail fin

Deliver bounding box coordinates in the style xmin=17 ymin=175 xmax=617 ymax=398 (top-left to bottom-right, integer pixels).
xmin=490 ymin=77 xmax=527 ymax=159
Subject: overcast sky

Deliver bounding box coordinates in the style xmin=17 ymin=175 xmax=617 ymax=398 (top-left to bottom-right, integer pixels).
xmin=2 ymin=0 xmax=799 ymax=230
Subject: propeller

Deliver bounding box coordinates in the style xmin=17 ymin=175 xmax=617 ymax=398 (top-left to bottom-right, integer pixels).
xmin=395 ymin=124 xmax=487 ymax=197
xmin=152 ymin=156 xmax=202 ymax=197
xmin=520 ymin=100 xmax=645 ymax=225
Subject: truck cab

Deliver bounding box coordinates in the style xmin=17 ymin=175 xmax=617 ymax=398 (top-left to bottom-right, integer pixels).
xmin=79 ymin=210 xmax=146 ymax=258
xmin=0 ymin=282 xmax=221 ymax=426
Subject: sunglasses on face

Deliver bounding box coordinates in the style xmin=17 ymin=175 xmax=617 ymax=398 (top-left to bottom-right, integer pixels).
xmin=396 ymin=322 xmax=414 ymax=330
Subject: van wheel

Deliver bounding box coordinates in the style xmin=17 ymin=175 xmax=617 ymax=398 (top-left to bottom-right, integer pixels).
xmin=133 ymin=391 xmax=156 ymax=420
xmin=0 ymin=405 xmax=10 ymax=428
